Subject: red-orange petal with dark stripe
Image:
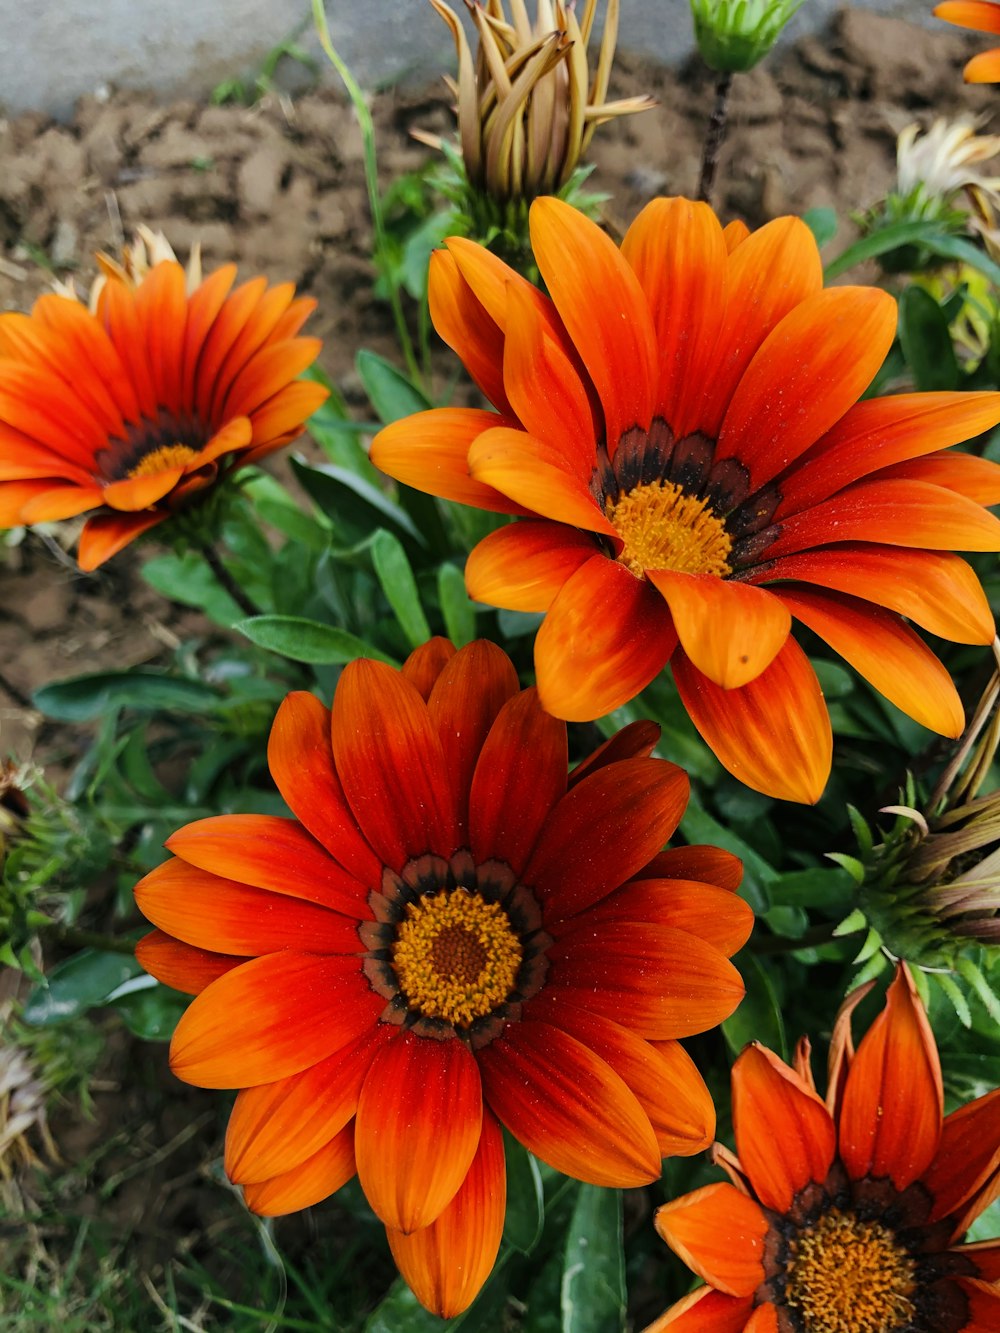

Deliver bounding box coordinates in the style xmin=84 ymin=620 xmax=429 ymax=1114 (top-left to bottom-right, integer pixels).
xmin=77 ymin=511 xmax=169 ymax=570
xmin=478 ymin=1020 xmax=661 ymax=1187
xmin=640 ymin=845 xmax=744 ymax=892
xmin=582 ymin=878 xmax=753 ymax=958
xmin=468 ymin=427 xmax=616 ymax=535
xmin=355 ymin=1030 xmax=483 ymax=1232
xmin=134 ymin=929 xmax=244 ymax=995
xmin=387 ymin=1110 xmax=506 ymax=1320
xmin=568 ymin=720 xmax=661 ymax=788
xmin=922 ymin=1087 xmax=1000 ymax=1224
xmin=401 ymin=636 xmax=457 ymax=701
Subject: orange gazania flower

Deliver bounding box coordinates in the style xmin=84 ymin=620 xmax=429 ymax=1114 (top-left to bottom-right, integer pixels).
xmin=936 ymin=2 xmax=1000 ymax=82
xmin=650 ymin=964 xmax=1000 ymax=1333
xmin=370 ymin=197 xmax=1000 ymax=804
xmin=0 ymin=254 xmax=327 ymax=569
xmin=134 ymin=637 xmax=751 ymax=1318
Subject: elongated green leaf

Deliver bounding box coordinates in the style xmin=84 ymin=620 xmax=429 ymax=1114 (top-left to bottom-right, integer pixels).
xmin=803 ymin=206 xmax=838 ymax=247
xmin=236 ymin=615 xmax=397 ymax=666
xmin=679 ymin=791 xmax=777 ymax=914
xmin=33 ymin=670 xmax=223 ymax=722
xmin=722 ymin=952 xmax=787 ymax=1060
xmin=292 ymin=459 xmax=425 ymax=548
xmin=109 ymin=977 xmax=188 ymax=1041
xmin=560 ymin=1184 xmax=625 ymax=1333
xmin=438 ymin=561 xmax=476 ymax=648
xmin=502 ymin=1136 xmax=545 ymax=1255
xmin=372 ymin=530 xmax=432 ymax=650
xmin=142 ymin=551 xmax=244 ymax=625
xmin=22 ymin=949 xmax=144 ymax=1025
xmin=357 ymin=348 xmax=431 ymax=425
xmin=824 ymin=219 xmax=951 ymax=279
xmin=898 ymin=285 xmax=961 ymax=391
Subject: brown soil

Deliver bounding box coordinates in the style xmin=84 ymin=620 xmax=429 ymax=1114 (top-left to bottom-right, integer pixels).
xmin=0 ymin=6 xmax=995 ymax=1323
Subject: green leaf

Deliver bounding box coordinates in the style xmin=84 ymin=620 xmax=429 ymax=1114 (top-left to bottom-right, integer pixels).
xmin=769 ymin=866 xmax=855 ymax=911
xmin=142 ymin=551 xmax=244 ymax=625
xmin=32 ymin=670 xmax=222 ymax=722
xmin=236 ymin=615 xmax=397 ymax=666
xmin=371 ymin=529 xmax=432 ymax=650
xmin=560 ymin=1184 xmax=625 ymax=1333
xmin=824 ymin=219 xmax=954 ymax=279
xmin=437 ymin=561 xmax=476 ymax=648
xmin=502 ymin=1136 xmax=545 ymax=1255
xmin=22 ymin=949 xmax=144 ymax=1025
xmin=108 ymin=977 xmax=188 ymax=1041
xmin=679 ymin=791 xmax=777 ymax=914
xmin=292 ymin=459 xmax=425 ymax=549
xmin=803 ymin=206 xmax=838 ymax=247
xmin=898 ymin=286 xmax=961 ymax=391
xmin=356 ymin=348 xmax=431 ymax=425
xmin=722 ymin=952 xmax=787 ymax=1059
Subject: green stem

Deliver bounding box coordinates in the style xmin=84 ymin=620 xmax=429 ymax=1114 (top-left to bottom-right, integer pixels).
xmin=197 ymin=539 xmax=262 ymax=620
xmin=698 ymin=71 xmax=733 ymax=205
xmin=312 ymin=0 xmax=422 ymax=387
xmin=748 ymin=921 xmax=844 ymax=955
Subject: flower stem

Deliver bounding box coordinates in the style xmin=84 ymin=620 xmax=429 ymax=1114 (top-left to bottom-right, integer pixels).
xmin=698 ymin=71 xmax=734 ymax=205
xmin=749 ymin=921 xmax=843 ymax=955
xmin=197 ymin=540 xmax=262 ymax=620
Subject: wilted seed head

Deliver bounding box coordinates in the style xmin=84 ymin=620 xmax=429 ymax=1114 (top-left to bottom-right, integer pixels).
xmin=896 ymin=117 xmax=1000 ymax=219
xmin=0 ymin=761 xmax=29 ymax=875
xmin=833 ymin=661 xmax=1000 ymax=1024
xmin=424 ymin=0 xmax=655 ymax=204
xmin=55 ymin=224 xmax=202 ymax=311
xmin=689 ymin=0 xmax=806 ymax=73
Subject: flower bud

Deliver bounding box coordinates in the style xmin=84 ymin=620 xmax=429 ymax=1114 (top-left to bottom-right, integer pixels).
xmin=689 ymin=0 xmax=806 ymax=73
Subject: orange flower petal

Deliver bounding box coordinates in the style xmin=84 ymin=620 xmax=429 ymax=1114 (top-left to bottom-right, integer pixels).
xmin=672 ymin=638 xmax=832 ymax=804
xmin=225 ymin=1025 xmax=393 ymax=1184
xmin=478 ymin=1020 xmax=661 ymax=1187
xmin=731 ymin=1043 xmax=836 ymax=1213
xmin=169 ymin=952 xmax=380 ymax=1089
xmin=246 ymin=379 xmax=329 ymax=448
xmin=874 ymin=449 xmax=1000 ymax=503
xmin=568 ymin=720 xmax=661 ymax=787
xmin=370 ymin=407 xmax=527 ymax=514
xmin=192 ymin=416 xmax=253 ymax=467
xmin=698 ymin=216 xmax=823 ymax=437
xmin=465 ymin=519 xmax=598 ymax=612
xmin=401 ymin=636 xmax=457 ymax=700
xmin=446 ymin=235 xmax=561 ymax=339
xmin=100 ymin=467 xmax=186 ymax=513
xmin=468 ymin=427 xmax=615 ymax=534
xmin=654 ymin=1182 xmax=768 ymax=1297
xmin=243 ymin=1121 xmax=356 ymax=1217
xmin=963 ymin=1241 xmax=1000 ymax=1282
xmin=722 ymin=219 xmax=751 ymax=252
xmin=743 ymin=1307 xmax=778 ymax=1332
xmin=180 ymin=263 xmax=237 ymax=404
xmin=525 ymin=755 xmax=689 ymax=921
xmin=134 ymin=929 xmax=243 ymax=995
xmin=717 ymin=287 xmax=897 ymax=490
xmin=545 ymin=922 xmax=745 ymax=1038
xmin=957 ymin=1277 xmax=1000 ymax=1331
xmin=387 ymin=1110 xmax=506 ymax=1320
xmin=503 ymin=279 xmax=596 ymax=467
xmin=935 ymin=0 xmax=1000 ymax=34
xmin=428 ymin=248 xmax=512 ymax=414
xmin=641 ymin=846 xmax=744 ymax=892
xmin=529 ymin=196 xmax=658 ymax=448
xmin=331 ymin=659 xmax=460 ymax=871
xmin=427 ymin=640 xmax=520 ymax=837
xmin=621 ymin=197 xmax=728 ymax=437
xmin=133 ymin=261 xmax=186 ymax=409
xmin=224 ymin=337 xmax=323 ymax=419
xmin=585 ymin=878 xmax=754 ymax=958
xmin=527 ymin=997 xmax=715 ymax=1156
xmin=16 ymin=483 xmax=104 ymax=523
xmin=754 ymin=545 xmax=994 ymax=645
xmin=164 ymin=814 xmax=368 ymax=915
xmin=839 ymin=965 xmax=943 ymax=1189
xmin=355 ymin=1030 xmax=483 ymax=1232
xmin=98 ymin=278 xmax=157 ymax=419
xmin=135 ymin=858 xmax=362 ymax=956
xmin=648 ymin=572 xmax=791 ymax=690
xmin=266 ymin=691 xmax=382 ymax=886
xmin=767 ymin=477 xmax=1000 ymax=558
xmin=923 ymin=1087 xmax=1000 ymax=1224
xmin=645 ymin=1287 xmax=753 ymax=1333
xmin=29 ymin=293 xmax=138 ymax=426
xmin=778 ymin=587 xmax=964 ymax=738
xmin=77 ymin=511 xmax=168 ymax=570
xmin=776 ymin=392 xmax=1000 ymax=519
xmin=469 ymin=687 xmax=567 ymax=874
xmin=965 ymin=46 xmax=1000 ymax=79
xmin=535 ymin=555 xmax=678 ymax=722
xmin=192 ymin=275 xmax=268 ymax=417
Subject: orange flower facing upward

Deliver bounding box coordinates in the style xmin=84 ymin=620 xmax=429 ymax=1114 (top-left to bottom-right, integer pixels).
xmin=0 ymin=249 xmax=327 ymax=569
xmin=649 ymin=964 xmax=1000 ymax=1333
xmin=370 ymin=197 xmax=1000 ymax=803
xmin=936 ymin=2 xmax=1000 ymax=82
xmin=134 ymin=638 xmax=751 ymax=1318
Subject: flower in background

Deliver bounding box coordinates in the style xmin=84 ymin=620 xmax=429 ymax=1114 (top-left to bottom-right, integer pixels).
xmin=371 ymin=197 xmax=1000 ymax=803
xmin=649 ymin=964 xmax=1000 ymax=1333
xmin=135 ymin=638 xmax=750 ymax=1318
xmin=0 ymin=231 xmax=327 ymax=569
xmin=690 ymin=0 xmax=806 ymax=73
xmin=896 ymin=116 xmax=1000 ymax=220
xmin=419 ymin=0 xmax=654 ymax=250
xmin=935 ymin=1 xmax=1000 ymax=82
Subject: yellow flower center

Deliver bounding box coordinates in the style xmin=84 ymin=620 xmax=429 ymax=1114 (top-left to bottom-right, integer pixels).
xmin=605 ymin=480 xmax=732 ymax=579
xmin=127 ymin=443 xmax=198 ymax=479
xmin=784 ymin=1209 xmax=918 ymax=1333
xmin=391 ymin=888 xmax=523 ymax=1028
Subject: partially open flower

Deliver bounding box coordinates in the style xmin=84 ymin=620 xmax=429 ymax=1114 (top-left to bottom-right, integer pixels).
xmin=135 ymin=637 xmax=751 ymax=1317
xmin=936 ymin=1 xmax=1000 ymax=83
xmin=649 ymin=964 xmax=1000 ymax=1333
xmin=421 ymin=0 xmax=654 ymax=241
xmin=897 ymin=117 xmax=1000 ymax=218
xmin=690 ymin=0 xmax=806 ymax=73
xmin=0 ymin=235 xmax=328 ymax=569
